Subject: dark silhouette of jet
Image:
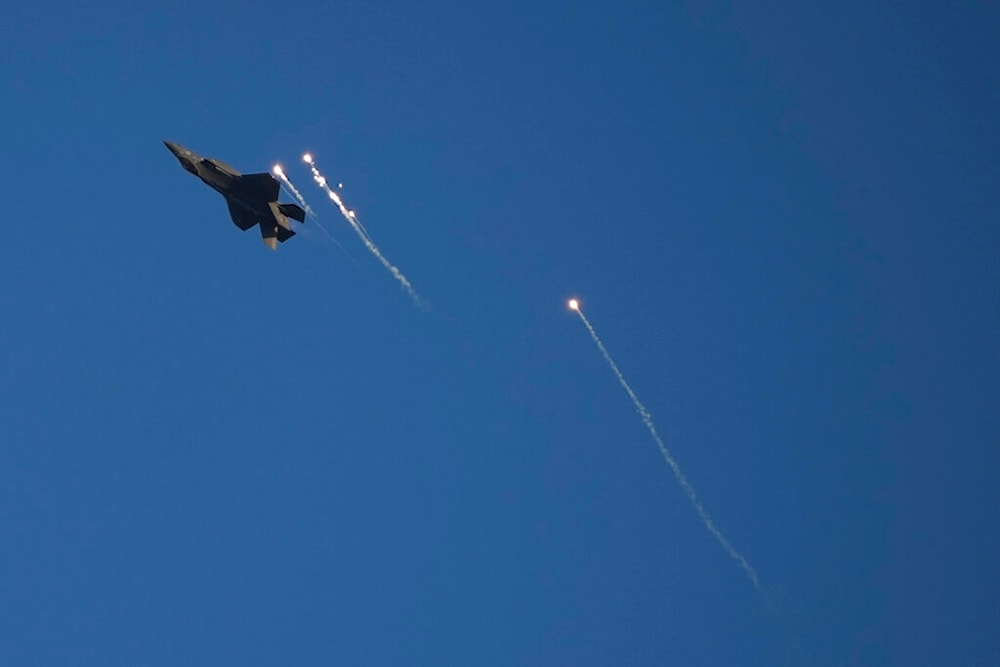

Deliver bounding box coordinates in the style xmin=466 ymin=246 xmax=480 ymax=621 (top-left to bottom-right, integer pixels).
xmin=164 ymin=141 xmax=305 ymax=250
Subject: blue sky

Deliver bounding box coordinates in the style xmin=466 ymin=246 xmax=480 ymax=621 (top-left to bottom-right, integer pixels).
xmin=2 ymin=1 xmax=998 ymax=664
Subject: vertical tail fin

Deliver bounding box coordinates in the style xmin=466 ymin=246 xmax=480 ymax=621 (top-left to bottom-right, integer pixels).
xmin=260 ymin=221 xmax=280 ymax=250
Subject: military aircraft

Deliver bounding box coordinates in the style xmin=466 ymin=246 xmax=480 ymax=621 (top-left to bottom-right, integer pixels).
xmin=164 ymin=141 xmax=305 ymax=249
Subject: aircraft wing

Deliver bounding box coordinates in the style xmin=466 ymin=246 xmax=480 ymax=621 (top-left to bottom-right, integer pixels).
xmin=234 ymin=172 xmax=281 ymax=202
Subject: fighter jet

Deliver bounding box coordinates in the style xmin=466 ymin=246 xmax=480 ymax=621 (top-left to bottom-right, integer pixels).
xmin=164 ymin=141 xmax=305 ymax=249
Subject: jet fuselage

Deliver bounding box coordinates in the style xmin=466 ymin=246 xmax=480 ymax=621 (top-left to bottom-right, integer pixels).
xmin=164 ymin=141 xmax=305 ymax=249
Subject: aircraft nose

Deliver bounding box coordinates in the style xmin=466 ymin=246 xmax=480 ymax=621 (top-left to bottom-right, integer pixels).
xmin=164 ymin=141 xmax=199 ymax=174
xmin=164 ymin=141 xmax=183 ymax=157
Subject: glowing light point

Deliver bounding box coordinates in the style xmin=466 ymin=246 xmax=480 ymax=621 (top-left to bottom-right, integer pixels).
xmin=568 ymin=299 xmax=579 ymax=311
xmin=303 ymin=153 xmax=313 ymax=164
xmin=272 ymin=164 xmax=284 ymax=176
xmin=339 ymin=183 xmax=344 ymax=189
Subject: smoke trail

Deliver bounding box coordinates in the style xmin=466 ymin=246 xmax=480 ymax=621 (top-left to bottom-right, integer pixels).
xmin=347 ymin=209 xmax=374 ymax=247
xmin=273 ymin=166 xmax=315 ymax=218
xmin=273 ymin=165 xmax=358 ymax=261
xmin=570 ymin=300 xmax=760 ymax=590
xmin=304 ymin=154 xmax=423 ymax=306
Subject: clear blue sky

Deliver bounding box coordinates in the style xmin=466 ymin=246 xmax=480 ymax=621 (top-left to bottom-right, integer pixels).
xmin=2 ymin=1 xmax=998 ymax=664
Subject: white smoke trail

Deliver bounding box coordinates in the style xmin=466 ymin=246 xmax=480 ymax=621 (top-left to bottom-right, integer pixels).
xmin=273 ymin=166 xmax=316 ymax=218
xmin=304 ymin=154 xmax=422 ymax=306
xmin=274 ymin=165 xmax=357 ymax=261
xmin=320 ymin=179 xmax=373 ymax=242
xmin=347 ymin=209 xmax=374 ymax=247
xmin=571 ymin=301 xmax=760 ymax=590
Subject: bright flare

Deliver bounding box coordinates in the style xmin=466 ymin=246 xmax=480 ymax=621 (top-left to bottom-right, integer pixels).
xmin=303 ymin=153 xmax=313 ymax=164
xmin=273 ymin=168 xmax=315 ymax=220
xmin=571 ymin=302 xmax=760 ymax=591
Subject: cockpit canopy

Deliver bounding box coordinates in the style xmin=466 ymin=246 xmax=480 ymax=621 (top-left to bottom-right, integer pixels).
xmin=204 ymin=158 xmax=239 ymax=176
